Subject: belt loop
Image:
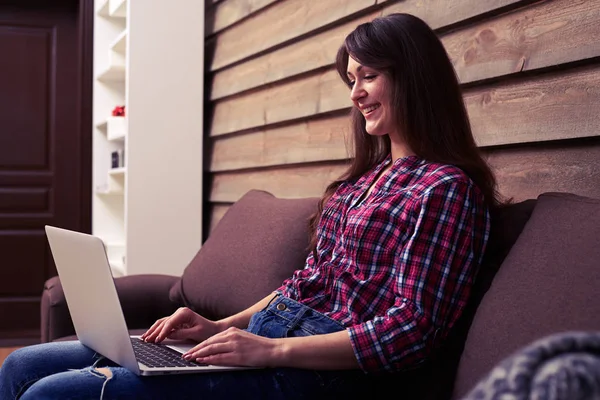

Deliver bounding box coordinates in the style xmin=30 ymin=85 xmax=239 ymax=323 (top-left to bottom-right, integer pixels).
xmin=260 ymin=293 xmax=280 ymax=313
xmin=287 ymin=306 xmax=308 ymax=329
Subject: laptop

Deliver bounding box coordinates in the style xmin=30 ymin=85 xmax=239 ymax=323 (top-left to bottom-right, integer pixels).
xmin=44 ymin=225 xmax=255 ymax=376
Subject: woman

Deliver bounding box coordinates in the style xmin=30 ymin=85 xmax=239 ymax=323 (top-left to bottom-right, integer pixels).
xmin=0 ymin=13 xmax=498 ymax=399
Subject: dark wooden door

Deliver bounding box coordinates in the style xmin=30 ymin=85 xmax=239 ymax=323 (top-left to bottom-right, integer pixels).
xmin=0 ymin=0 xmax=92 ymax=344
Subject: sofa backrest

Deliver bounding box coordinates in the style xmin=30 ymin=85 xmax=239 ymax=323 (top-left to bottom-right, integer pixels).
xmin=452 ymin=192 xmax=600 ymax=398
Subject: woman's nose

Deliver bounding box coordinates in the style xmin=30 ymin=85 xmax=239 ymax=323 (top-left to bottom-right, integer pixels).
xmin=350 ymin=83 xmax=366 ymax=102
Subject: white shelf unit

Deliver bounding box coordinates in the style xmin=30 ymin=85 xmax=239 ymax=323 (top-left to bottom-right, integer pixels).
xmin=106 ymin=116 xmax=127 ymax=141
xmin=93 ymin=0 xmax=205 ymax=277
xmin=96 ymin=0 xmax=109 ymax=17
xmin=109 ymin=0 xmax=127 ymax=18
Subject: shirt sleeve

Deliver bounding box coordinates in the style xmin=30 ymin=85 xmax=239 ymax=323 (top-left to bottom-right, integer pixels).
xmin=347 ymin=179 xmax=490 ymax=373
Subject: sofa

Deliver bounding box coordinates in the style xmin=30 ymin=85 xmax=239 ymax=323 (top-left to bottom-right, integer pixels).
xmin=40 ymin=189 xmax=600 ymax=399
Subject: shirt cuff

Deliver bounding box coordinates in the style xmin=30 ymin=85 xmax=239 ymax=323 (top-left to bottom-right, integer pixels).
xmin=347 ymin=321 xmax=390 ymax=373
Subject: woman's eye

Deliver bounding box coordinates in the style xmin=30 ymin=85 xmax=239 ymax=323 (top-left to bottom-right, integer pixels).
xmin=364 ymin=75 xmax=377 ymax=81
xmin=348 ymin=81 xmax=355 ymax=88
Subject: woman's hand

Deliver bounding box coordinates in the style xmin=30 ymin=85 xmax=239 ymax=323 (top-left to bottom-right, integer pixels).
xmin=141 ymin=307 xmax=222 ymax=344
xmin=182 ymin=327 xmax=283 ymax=367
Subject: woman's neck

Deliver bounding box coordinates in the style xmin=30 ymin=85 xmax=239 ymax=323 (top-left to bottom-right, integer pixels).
xmin=389 ymin=138 xmax=415 ymax=162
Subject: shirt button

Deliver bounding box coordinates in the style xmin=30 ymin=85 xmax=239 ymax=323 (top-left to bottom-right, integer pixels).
xmin=276 ymin=303 xmax=286 ymax=311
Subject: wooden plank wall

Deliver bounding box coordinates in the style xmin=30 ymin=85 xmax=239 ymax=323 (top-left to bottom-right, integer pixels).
xmin=204 ymin=0 xmax=600 ymax=233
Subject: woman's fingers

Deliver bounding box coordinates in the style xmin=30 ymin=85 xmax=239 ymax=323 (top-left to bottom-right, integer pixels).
xmin=182 ymin=332 xmax=221 ymax=358
xmin=143 ymin=308 xmax=209 ymax=344
xmin=166 ymin=326 xmax=197 ymax=340
xmin=155 ymin=308 xmax=194 ymax=342
xmin=180 ymin=328 xmax=277 ymax=367
xmin=141 ymin=317 xmax=167 ymax=341
xmin=183 ymin=342 xmax=232 ymax=361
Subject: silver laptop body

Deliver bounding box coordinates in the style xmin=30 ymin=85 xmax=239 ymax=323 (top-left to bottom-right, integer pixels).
xmin=45 ymin=225 xmax=253 ymax=376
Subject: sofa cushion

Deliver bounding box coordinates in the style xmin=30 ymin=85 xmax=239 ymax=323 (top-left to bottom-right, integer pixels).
xmin=452 ymin=192 xmax=600 ymax=399
xmin=169 ymin=190 xmax=319 ymax=320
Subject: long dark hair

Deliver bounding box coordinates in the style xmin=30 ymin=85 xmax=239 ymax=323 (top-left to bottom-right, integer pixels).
xmin=308 ymin=13 xmax=502 ymax=256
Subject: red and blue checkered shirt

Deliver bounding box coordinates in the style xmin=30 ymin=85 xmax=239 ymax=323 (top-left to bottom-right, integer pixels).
xmin=277 ymin=155 xmax=490 ymax=373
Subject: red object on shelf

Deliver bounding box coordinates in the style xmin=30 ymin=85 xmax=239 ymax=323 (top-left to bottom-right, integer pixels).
xmin=112 ymin=105 xmax=126 ymax=117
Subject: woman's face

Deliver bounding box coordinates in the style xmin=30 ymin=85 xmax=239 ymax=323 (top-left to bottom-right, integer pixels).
xmin=346 ymin=56 xmax=397 ymax=138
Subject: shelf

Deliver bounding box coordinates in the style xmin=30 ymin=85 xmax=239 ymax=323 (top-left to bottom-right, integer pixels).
xmin=103 ymin=240 xmax=126 ymax=277
xmin=95 ymin=178 xmax=124 ymax=195
xmin=96 ymin=64 xmax=126 ymax=82
xmin=111 ymin=29 xmax=127 ymax=54
xmin=96 ymin=187 xmax=124 ymax=196
xmin=96 ymin=120 xmax=108 ymax=130
xmin=96 ymin=0 xmax=109 ymax=16
xmin=107 ymin=116 xmax=127 ymax=141
xmin=108 ymin=167 xmax=126 ymax=177
xmin=96 ymin=117 xmax=126 ymax=141
xmin=109 ymin=0 xmax=127 ymax=18
xmin=110 ymin=261 xmax=126 ymax=277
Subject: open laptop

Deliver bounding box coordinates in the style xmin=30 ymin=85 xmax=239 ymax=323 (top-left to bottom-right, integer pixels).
xmin=44 ymin=225 xmax=255 ymax=376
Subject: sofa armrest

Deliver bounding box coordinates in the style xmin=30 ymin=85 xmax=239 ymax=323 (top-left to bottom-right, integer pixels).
xmin=41 ymin=276 xmax=73 ymax=343
xmin=41 ymin=274 xmax=182 ymax=343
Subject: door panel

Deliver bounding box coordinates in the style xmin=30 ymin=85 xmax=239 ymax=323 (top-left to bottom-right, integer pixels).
xmin=0 ymin=1 xmax=90 ymax=342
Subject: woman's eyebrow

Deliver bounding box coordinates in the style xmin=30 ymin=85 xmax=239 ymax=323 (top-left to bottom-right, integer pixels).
xmin=346 ymin=65 xmax=363 ymax=78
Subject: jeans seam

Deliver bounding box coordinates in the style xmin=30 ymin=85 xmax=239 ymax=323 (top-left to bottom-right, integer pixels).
xmin=15 ymin=377 xmax=39 ymax=400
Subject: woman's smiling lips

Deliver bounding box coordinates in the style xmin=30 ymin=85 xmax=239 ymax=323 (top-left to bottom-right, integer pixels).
xmin=361 ymin=103 xmax=381 ymax=117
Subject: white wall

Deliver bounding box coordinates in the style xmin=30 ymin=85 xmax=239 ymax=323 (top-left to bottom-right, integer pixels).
xmin=126 ymin=1 xmax=204 ymax=275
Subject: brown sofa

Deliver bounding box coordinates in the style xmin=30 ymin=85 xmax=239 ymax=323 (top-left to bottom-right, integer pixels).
xmin=40 ymin=190 xmax=600 ymax=399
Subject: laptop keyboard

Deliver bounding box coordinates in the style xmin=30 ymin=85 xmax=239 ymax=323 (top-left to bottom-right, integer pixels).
xmin=131 ymin=337 xmax=207 ymax=368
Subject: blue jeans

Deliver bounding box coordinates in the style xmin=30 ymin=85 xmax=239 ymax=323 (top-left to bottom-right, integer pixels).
xmin=0 ymin=295 xmax=382 ymax=399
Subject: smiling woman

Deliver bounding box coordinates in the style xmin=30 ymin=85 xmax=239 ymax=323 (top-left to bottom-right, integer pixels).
xmin=346 ymin=59 xmax=397 ymax=140
xmin=0 ymin=13 xmax=499 ymax=400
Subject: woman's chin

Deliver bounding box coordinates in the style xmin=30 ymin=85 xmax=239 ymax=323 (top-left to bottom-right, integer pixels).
xmin=365 ymin=128 xmax=387 ymax=137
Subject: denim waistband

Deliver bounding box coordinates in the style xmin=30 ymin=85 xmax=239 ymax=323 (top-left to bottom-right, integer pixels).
xmin=265 ymin=294 xmax=345 ymax=333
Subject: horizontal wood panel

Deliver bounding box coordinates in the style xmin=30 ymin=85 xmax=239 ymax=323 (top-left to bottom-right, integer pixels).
xmin=466 ymin=64 xmax=600 ymax=147
xmin=205 ymin=0 xmax=600 ymax=239
xmin=210 ymin=0 xmax=375 ymax=71
xmin=381 ymin=0 xmax=527 ymax=31
xmin=205 ymin=0 xmax=280 ymax=36
xmin=211 ymin=68 xmax=350 ymax=137
xmin=446 ymin=0 xmax=600 ymax=85
xmin=211 ymin=0 xmax=529 ymax=99
xmin=209 ymin=204 xmax=231 ymax=232
xmin=210 ymin=113 xmax=350 ymax=171
xmin=210 ymin=162 xmax=348 ymax=202
xmin=210 ymin=12 xmax=376 ymax=99
xmin=487 ymin=139 xmax=600 ymax=202
xmin=211 ymin=63 xmax=600 ymax=165
xmin=209 ymin=139 xmax=600 ymax=204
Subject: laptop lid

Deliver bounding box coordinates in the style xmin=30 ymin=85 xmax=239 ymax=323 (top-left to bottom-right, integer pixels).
xmin=44 ymin=225 xmax=140 ymax=375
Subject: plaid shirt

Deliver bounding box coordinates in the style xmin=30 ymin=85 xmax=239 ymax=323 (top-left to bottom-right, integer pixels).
xmin=277 ymin=155 xmax=490 ymax=373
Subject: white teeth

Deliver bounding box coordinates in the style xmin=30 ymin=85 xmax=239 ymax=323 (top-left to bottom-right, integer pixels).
xmin=363 ymin=104 xmax=380 ymax=114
